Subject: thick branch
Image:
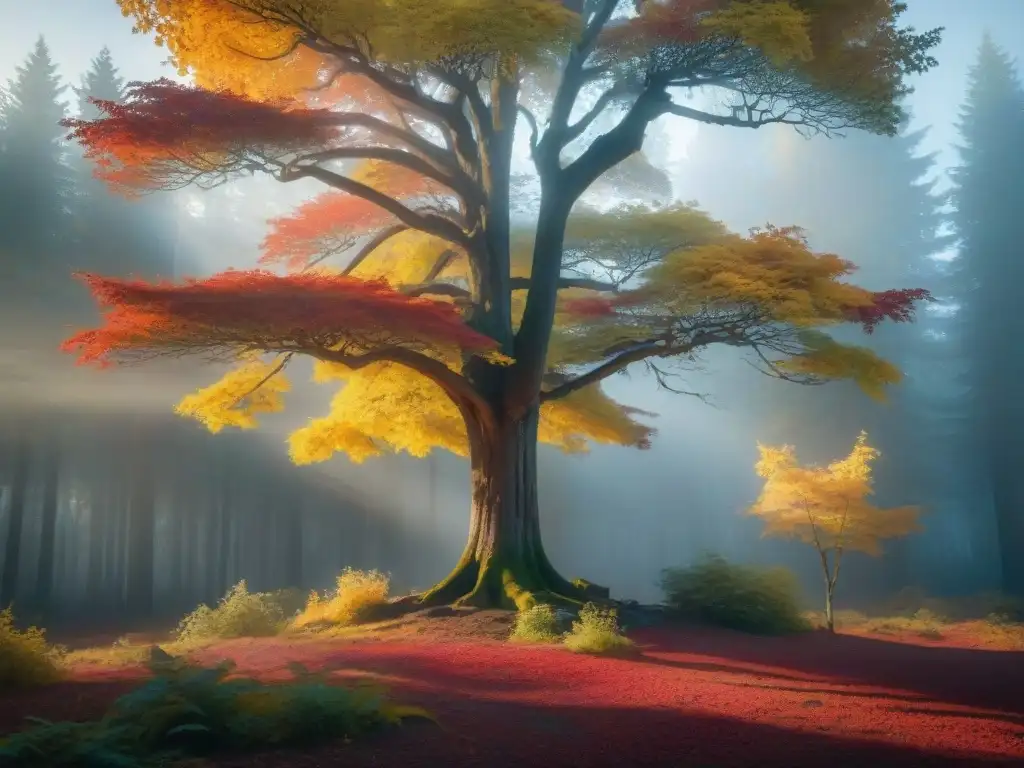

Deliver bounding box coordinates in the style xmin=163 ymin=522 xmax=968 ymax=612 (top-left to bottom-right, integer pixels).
xmin=404 ymin=283 xmax=470 ymax=299
xmin=279 ymin=164 xmax=470 ymax=249
xmin=662 ymin=102 xmax=806 ymax=129
xmin=308 ymin=344 xmax=493 ymax=427
xmin=540 ymin=339 xmax=675 ymax=402
xmin=291 ymin=145 xmax=483 ymax=206
xmin=339 ymin=224 xmax=409 ymax=275
xmin=509 ymin=276 xmax=616 ymax=292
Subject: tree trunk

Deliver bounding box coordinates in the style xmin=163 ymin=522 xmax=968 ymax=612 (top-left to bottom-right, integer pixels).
xmin=35 ymin=439 xmax=60 ymax=616
xmin=417 ymin=406 xmax=589 ymax=609
xmin=824 ymin=583 xmax=835 ymax=633
xmin=0 ymin=434 xmax=29 ymax=609
xmin=125 ymin=443 xmax=155 ymax=617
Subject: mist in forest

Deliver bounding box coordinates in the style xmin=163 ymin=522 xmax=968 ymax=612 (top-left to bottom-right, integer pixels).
xmin=1 ymin=0 xmax=1023 ymax=631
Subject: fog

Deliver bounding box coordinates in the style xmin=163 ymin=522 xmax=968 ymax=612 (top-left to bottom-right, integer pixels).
xmin=1 ymin=0 xmax=1022 ymax=631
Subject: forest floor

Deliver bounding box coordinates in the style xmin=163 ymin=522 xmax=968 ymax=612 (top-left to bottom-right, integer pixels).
xmin=5 ymin=612 xmax=1024 ymax=767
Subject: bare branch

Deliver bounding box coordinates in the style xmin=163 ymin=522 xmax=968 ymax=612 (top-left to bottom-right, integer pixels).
xmin=338 ymin=224 xmax=409 ymax=275
xmin=509 ymin=276 xmax=617 ymax=292
xmin=540 ymin=339 xmax=674 ymax=402
xmin=404 ymin=283 xmax=471 ymax=299
xmin=289 ymin=145 xmax=483 ymax=206
xmin=279 ymin=164 xmax=470 ymax=249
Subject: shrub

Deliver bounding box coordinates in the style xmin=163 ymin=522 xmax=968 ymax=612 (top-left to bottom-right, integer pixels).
xmin=563 ymin=603 xmax=635 ymax=655
xmin=509 ymin=604 xmax=562 ymax=643
xmin=0 ymin=606 xmax=65 ymax=689
xmin=175 ymin=581 xmax=286 ymax=644
xmin=660 ymin=555 xmax=811 ymax=635
xmin=293 ymin=568 xmax=391 ymax=628
xmin=0 ymin=647 xmax=430 ymax=766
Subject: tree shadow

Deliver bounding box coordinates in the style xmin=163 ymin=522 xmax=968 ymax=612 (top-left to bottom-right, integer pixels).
xmin=632 ymin=626 xmax=1024 ymax=714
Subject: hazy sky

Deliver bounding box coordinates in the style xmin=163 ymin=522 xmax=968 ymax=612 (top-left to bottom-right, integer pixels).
xmin=3 ymin=0 xmax=1023 ymax=179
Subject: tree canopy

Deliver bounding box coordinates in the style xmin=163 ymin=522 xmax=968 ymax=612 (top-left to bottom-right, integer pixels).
xmin=61 ymin=0 xmax=940 ymax=467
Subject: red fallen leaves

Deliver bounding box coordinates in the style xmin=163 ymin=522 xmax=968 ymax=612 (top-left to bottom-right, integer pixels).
xmin=61 ymin=79 xmax=341 ymax=194
xmin=61 ymin=270 xmax=498 ymax=367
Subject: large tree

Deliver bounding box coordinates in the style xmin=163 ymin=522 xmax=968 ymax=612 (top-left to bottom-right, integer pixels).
xmin=62 ymin=0 xmax=939 ymax=609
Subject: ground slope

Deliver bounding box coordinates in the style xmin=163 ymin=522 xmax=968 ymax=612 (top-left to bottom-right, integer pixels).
xmin=5 ymin=626 xmax=1023 ymax=767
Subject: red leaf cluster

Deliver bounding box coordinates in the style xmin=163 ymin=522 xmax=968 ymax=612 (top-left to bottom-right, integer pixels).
xmin=561 ymin=296 xmax=618 ymax=318
xmin=260 ymin=160 xmax=444 ymax=268
xmin=61 ymin=79 xmax=341 ymax=193
xmin=846 ymin=288 xmax=933 ymax=334
xmin=260 ymin=192 xmax=396 ymax=269
xmin=599 ymin=0 xmax=724 ymax=53
xmin=61 ymin=270 xmax=497 ymax=367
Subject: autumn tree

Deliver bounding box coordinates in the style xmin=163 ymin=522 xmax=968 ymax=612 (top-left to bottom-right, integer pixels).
xmin=62 ymin=0 xmax=940 ymax=609
xmin=750 ymin=431 xmax=920 ymax=631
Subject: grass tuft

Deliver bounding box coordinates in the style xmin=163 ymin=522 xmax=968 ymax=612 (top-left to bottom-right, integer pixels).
xmin=660 ymin=554 xmax=812 ymax=635
xmin=293 ymin=568 xmax=391 ymax=629
xmin=175 ymin=581 xmax=287 ymax=645
xmin=563 ymin=603 xmax=635 ymax=655
xmin=509 ymin=604 xmax=562 ymax=643
xmin=0 ymin=606 xmax=65 ymax=689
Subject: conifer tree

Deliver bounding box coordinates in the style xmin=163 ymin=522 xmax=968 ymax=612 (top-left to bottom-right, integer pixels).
xmin=0 ymin=37 xmax=71 ymax=259
xmin=948 ymin=34 xmax=1024 ymax=595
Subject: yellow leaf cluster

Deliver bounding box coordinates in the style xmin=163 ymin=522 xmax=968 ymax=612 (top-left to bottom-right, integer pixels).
xmin=174 ymin=358 xmax=290 ymax=432
xmin=700 ymin=1 xmax=813 ymax=66
xmin=346 ymin=230 xmax=467 ymax=287
xmin=119 ymin=0 xmax=579 ymax=101
xmin=778 ymin=333 xmax=902 ymax=400
xmin=118 ymin=0 xmax=325 ymax=99
xmin=282 ymin=360 xmax=653 ymax=464
xmin=646 ymin=226 xmax=873 ymax=324
xmin=750 ymin=432 xmax=921 ymax=555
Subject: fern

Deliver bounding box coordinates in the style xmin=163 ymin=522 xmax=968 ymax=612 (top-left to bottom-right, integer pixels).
xmin=0 ymin=647 xmax=430 ymax=767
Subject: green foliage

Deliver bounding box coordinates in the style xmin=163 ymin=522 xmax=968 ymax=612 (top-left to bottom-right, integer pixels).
xmin=509 ymin=604 xmax=561 ymax=643
xmin=562 ymin=603 xmax=635 ymax=656
xmin=174 ymin=581 xmax=286 ymax=644
xmin=660 ymin=555 xmax=812 ymax=636
xmin=0 ymin=606 xmax=65 ymax=689
xmin=0 ymin=647 xmax=430 ymax=767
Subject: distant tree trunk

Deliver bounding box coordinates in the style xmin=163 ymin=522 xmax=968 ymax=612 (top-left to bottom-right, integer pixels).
xmin=125 ymin=442 xmax=155 ymax=617
xmin=284 ymin=501 xmax=303 ymax=590
xmin=35 ymin=438 xmax=60 ymax=615
xmin=86 ymin=490 xmax=106 ymax=603
xmin=0 ymin=434 xmax=30 ymax=609
xmin=215 ymin=475 xmax=231 ymax=595
xmin=166 ymin=507 xmax=183 ymax=598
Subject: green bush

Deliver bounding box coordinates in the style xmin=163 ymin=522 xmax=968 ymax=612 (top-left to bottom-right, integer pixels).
xmin=0 ymin=606 xmax=65 ymax=689
xmin=509 ymin=604 xmax=562 ymax=643
xmin=175 ymin=581 xmax=286 ymax=644
xmin=0 ymin=647 xmax=430 ymax=766
xmin=563 ymin=603 xmax=635 ymax=655
xmin=660 ymin=555 xmax=811 ymax=635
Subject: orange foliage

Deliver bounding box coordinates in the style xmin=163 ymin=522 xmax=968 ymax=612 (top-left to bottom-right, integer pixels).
xmin=61 ymin=79 xmax=341 ymax=194
xmin=61 ymin=270 xmax=497 ymax=367
xmin=259 ymin=193 xmax=396 ymax=270
xmin=260 ymin=162 xmax=446 ymax=269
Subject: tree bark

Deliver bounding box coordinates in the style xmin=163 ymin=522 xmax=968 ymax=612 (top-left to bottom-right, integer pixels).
xmin=417 ymin=405 xmax=587 ymax=609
